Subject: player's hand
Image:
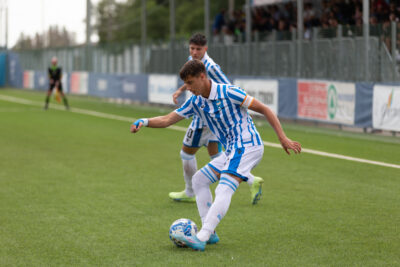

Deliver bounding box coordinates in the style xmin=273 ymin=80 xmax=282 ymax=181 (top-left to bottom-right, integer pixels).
xmin=172 ymin=90 xmax=182 ymax=105
xmin=130 ymin=119 xmax=148 ymax=133
xmin=280 ymin=137 xmax=301 ymax=155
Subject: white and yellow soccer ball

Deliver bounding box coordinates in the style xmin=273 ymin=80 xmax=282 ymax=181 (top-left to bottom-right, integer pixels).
xmin=169 ymin=218 xmax=198 ymax=247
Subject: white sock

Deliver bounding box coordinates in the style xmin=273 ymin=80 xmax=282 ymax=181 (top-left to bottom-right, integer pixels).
xmin=197 ymin=229 xmax=213 ymax=242
xmin=197 ymin=174 xmax=239 ymax=242
xmin=180 ymin=150 xmax=197 ymax=197
xmin=192 ymin=165 xmax=218 ymax=225
xmin=247 ymin=173 xmax=254 ymax=186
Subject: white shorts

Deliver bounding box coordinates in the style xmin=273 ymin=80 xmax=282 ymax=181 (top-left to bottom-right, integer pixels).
xmin=182 ymin=125 xmax=219 ymax=148
xmin=208 ymin=145 xmax=264 ymax=181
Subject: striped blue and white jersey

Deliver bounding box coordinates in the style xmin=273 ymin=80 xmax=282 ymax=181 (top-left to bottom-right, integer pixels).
xmin=175 ymin=80 xmax=262 ymax=152
xmin=188 ymin=52 xmax=231 ymax=129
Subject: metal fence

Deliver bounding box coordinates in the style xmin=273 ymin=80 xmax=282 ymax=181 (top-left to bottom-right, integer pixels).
xmin=15 ymin=25 xmax=400 ymax=82
xmin=149 ymin=36 xmax=384 ymax=82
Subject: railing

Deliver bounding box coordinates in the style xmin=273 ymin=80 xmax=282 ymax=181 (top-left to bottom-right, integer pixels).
xmin=14 ymin=23 xmax=400 ymax=82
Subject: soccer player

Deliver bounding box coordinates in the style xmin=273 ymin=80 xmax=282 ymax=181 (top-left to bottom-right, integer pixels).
xmin=44 ymin=57 xmax=69 ymax=110
xmin=170 ymin=33 xmax=264 ymax=204
xmin=131 ymin=60 xmax=301 ymax=251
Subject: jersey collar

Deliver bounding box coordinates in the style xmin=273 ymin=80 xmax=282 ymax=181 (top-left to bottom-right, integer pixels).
xmin=207 ymin=79 xmax=218 ymax=100
xmin=201 ymin=52 xmax=210 ymax=63
xmin=188 ymin=52 xmax=210 ymax=63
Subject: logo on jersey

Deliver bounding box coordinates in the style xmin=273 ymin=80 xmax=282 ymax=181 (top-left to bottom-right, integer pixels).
xmin=216 ymin=100 xmax=223 ymax=110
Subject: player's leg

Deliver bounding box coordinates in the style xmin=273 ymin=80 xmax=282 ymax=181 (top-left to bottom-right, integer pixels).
xmin=58 ymin=84 xmax=69 ymax=109
xmin=169 ymin=145 xmax=199 ymax=201
xmin=195 ymin=172 xmax=241 ymax=242
xmin=169 ymin=125 xmax=203 ymax=202
xmin=44 ymin=84 xmax=54 ymax=110
xmin=175 ymin=146 xmax=264 ymax=250
xmin=207 ymin=139 xmax=264 ymax=204
xmin=206 ymin=141 xmax=223 ymax=159
xmin=176 ymin=155 xmax=224 ymax=248
xmin=191 ymin=163 xmax=219 ymax=225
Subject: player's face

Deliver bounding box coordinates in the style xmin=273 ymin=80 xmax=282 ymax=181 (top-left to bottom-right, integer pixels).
xmin=189 ymin=44 xmax=207 ymax=60
xmin=184 ymin=74 xmax=206 ymax=96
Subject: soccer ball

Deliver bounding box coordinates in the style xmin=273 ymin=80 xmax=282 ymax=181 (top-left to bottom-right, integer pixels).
xmin=169 ymin=218 xmax=198 ymax=247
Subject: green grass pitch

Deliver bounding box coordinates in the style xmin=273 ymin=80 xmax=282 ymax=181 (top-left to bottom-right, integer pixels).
xmin=0 ymin=89 xmax=399 ymax=266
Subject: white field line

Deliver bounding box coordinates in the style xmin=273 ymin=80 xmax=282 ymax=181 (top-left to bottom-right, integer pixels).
xmin=1 ymin=94 xmax=399 ymax=170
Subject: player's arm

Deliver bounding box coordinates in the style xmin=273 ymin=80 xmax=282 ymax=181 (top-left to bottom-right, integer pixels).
xmin=172 ymin=84 xmax=187 ymax=104
xmin=130 ymin=111 xmax=184 ymax=133
xmin=248 ymin=98 xmax=301 ymax=155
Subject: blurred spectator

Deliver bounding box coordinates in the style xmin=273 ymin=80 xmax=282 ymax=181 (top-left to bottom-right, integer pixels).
xmin=354 ymin=17 xmax=363 ymax=36
xmin=211 ymin=0 xmax=400 ymax=44
xmin=276 ymin=19 xmax=291 ymax=40
xmin=353 ymin=4 xmax=363 ymax=23
xmin=389 ymin=2 xmax=400 ymax=18
xmin=213 ymin=9 xmax=226 ymax=36
xmin=222 ymin=26 xmax=234 ymax=45
xmin=303 ymin=3 xmax=317 ymax=28
xmin=375 ymin=1 xmax=390 ymax=22
xmin=370 ymin=15 xmax=381 ymax=36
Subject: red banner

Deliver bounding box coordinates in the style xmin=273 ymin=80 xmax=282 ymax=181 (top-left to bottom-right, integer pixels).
xmin=298 ymin=81 xmax=327 ymax=119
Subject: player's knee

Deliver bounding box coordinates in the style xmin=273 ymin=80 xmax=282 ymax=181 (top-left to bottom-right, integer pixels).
xmin=216 ymin=174 xmax=238 ymax=196
xmin=192 ymin=171 xmax=204 ymax=193
xmin=180 ymin=150 xmax=196 ymax=173
xmin=215 ymin=183 xmax=231 ymax=197
xmin=180 ymin=149 xmax=195 ymax=160
xmin=192 ymin=165 xmax=217 ymax=191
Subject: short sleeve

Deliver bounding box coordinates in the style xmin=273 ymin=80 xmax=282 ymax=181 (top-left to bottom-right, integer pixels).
xmin=226 ymin=87 xmax=254 ymax=108
xmin=175 ymin=96 xmax=195 ymax=118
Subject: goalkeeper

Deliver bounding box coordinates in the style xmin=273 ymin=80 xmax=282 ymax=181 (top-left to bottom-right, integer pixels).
xmin=44 ymin=57 xmax=69 ymax=110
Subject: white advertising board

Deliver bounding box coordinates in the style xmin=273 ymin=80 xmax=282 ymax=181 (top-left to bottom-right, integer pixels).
xmin=148 ymin=75 xmax=178 ymax=104
xmin=233 ymin=79 xmax=279 ymax=114
xmin=373 ymin=85 xmax=400 ymax=131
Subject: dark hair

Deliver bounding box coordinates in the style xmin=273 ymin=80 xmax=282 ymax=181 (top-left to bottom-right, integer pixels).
xmin=189 ymin=33 xmax=207 ymax=46
xmin=179 ymin=59 xmax=206 ymax=80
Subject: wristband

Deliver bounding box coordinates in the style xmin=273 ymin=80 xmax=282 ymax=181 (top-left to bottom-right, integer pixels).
xmin=133 ymin=118 xmax=149 ymax=127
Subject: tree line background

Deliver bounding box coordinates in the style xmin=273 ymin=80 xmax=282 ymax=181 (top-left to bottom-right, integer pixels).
xmin=14 ymin=0 xmax=245 ymax=49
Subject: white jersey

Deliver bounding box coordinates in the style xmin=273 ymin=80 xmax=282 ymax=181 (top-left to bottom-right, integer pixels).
xmin=188 ymin=53 xmax=231 ymax=129
xmin=176 ymin=80 xmax=262 ymax=152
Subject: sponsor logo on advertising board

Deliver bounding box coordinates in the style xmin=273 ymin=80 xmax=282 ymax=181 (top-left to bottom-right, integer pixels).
xmin=123 ymin=82 xmax=137 ymax=94
xmin=70 ymin=72 xmax=88 ymax=95
xmin=38 ymin=75 xmax=46 ymax=87
xmin=97 ymin=79 xmax=108 ymax=91
xmin=233 ymin=79 xmax=279 ymax=114
xmin=298 ymin=80 xmax=355 ymax=125
xmin=148 ymin=75 xmax=178 ymax=104
xmin=373 ymin=85 xmax=400 ymax=131
xmin=23 ymin=71 xmax=34 ymax=89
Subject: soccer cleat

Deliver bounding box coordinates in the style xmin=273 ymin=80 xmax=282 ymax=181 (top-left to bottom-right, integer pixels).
xmin=169 ymin=190 xmax=196 ymax=202
xmin=171 ymin=234 xmax=206 ymax=251
xmin=251 ymin=176 xmax=264 ymax=205
xmin=207 ymin=232 xmax=220 ymax=245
